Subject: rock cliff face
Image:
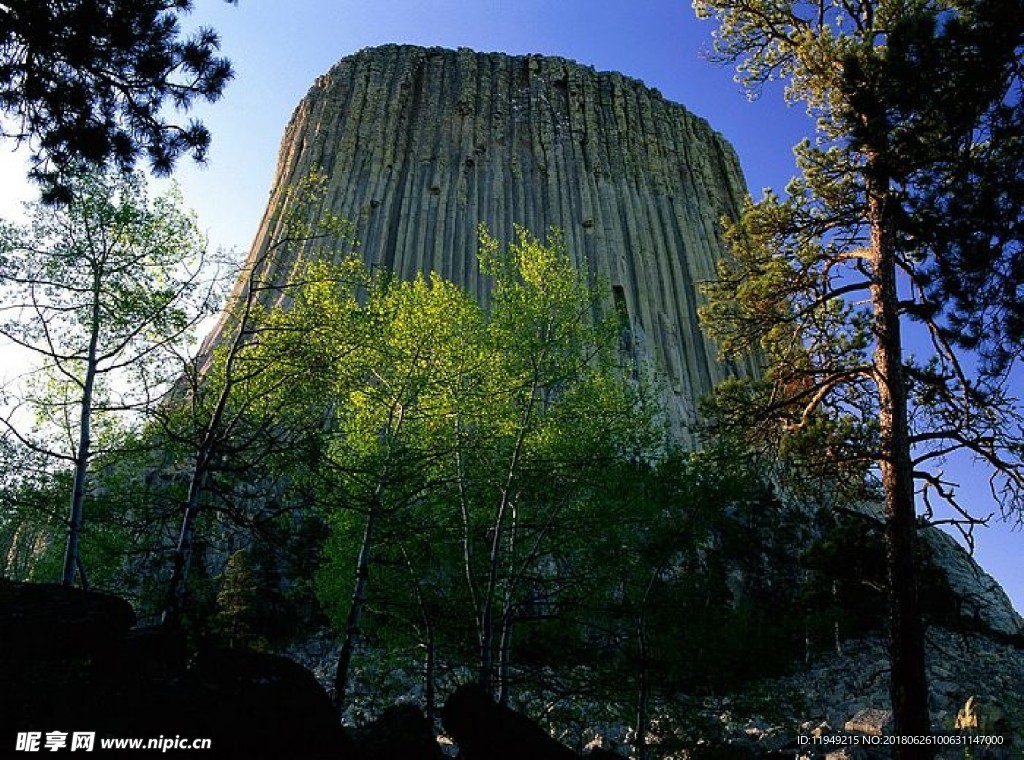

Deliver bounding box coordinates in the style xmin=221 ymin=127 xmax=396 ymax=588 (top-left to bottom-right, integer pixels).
xmin=215 ymin=44 xmax=1022 ymax=642
xmin=921 ymin=527 xmax=1024 ymax=638
xmin=229 ymin=44 xmax=760 ymax=441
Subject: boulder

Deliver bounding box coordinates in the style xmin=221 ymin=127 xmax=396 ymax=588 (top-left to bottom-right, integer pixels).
xmin=1 ymin=581 xmax=356 ymax=758
xmin=354 ymin=703 xmax=444 ymax=760
xmin=183 ymin=646 xmax=355 ymax=758
xmin=441 ymin=684 xmax=576 ymax=760
xmin=0 ymin=580 xmax=135 ymax=663
xmin=843 ymin=707 xmax=892 ymax=736
xmin=1 ymin=581 xmax=136 ymax=729
xmin=920 ymin=528 xmax=1024 ymax=639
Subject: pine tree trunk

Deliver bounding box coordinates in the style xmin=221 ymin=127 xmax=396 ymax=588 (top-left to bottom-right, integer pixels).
xmin=867 ymin=184 xmax=933 ymax=757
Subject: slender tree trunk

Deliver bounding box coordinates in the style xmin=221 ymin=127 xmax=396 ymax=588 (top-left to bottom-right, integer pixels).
xmin=480 ymin=489 xmax=520 ymax=695
xmin=333 ymin=397 xmax=405 ymax=716
xmin=496 ymin=492 xmax=522 ymax=706
xmin=454 ymin=416 xmax=482 ymax=644
xmin=479 ymin=390 xmax=535 ymax=694
xmin=424 ymin=628 xmax=436 ymax=725
xmin=162 ymin=468 xmax=208 ymax=627
xmin=162 ymin=267 xmax=258 ymax=626
xmin=635 ymin=570 xmax=659 ymax=760
xmin=63 ymin=392 xmax=92 ymax=587
xmin=833 ymin=580 xmax=842 ymax=657
xmin=407 ymin=548 xmax=438 ymax=723
xmin=868 ymin=183 xmax=932 ymax=757
xmin=478 ymin=502 xmax=504 ymax=693
xmin=62 ymin=278 xmax=102 ymax=588
xmin=497 ymin=598 xmax=514 ymax=706
xmin=636 ymin=612 xmax=650 ymax=760
xmin=333 ymin=504 xmax=378 ymax=715
xmin=76 ymin=555 xmax=90 ymax=592
xmin=479 ymin=481 xmax=518 ymax=694
xmin=400 ymin=538 xmax=438 ymax=723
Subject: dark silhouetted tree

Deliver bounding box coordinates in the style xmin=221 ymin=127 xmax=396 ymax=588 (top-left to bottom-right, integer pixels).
xmin=0 ymin=0 xmax=235 ymax=201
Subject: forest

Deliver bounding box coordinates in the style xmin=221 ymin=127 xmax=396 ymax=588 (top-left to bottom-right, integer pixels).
xmin=1 ymin=1 xmax=1023 ymax=759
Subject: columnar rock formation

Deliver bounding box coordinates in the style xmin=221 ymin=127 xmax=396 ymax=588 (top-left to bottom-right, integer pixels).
xmin=204 ymin=43 xmax=1024 ymax=674
xmin=227 ymin=44 xmax=761 ymax=440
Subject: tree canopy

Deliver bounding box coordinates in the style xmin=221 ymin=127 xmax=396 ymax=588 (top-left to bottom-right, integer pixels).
xmin=0 ymin=0 xmax=235 ymax=201
xmin=247 ymin=226 xmax=658 ymax=712
xmin=0 ymin=168 xmax=219 ymax=587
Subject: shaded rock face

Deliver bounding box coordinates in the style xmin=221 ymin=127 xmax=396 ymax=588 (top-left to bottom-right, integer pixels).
xmin=833 ymin=502 xmax=1024 ymax=639
xmin=229 ymin=44 xmax=759 ymax=441
xmin=0 ymin=581 xmax=136 ymax=665
xmin=920 ymin=527 xmax=1024 ymax=638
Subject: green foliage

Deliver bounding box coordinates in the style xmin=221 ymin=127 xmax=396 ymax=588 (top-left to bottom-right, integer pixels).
xmin=146 ymin=167 xmax=355 ymax=627
xmin=1 ymin=199 xmax=964 ymax=750
xmin=236 ymin=221 xmax=883 ymax=731
xmin=0 ymin=454 xmax=68 ymax=582
xmin=0 ymin=168 xmax=220 ymax=587
xmin=215 ymin=549 xmax=265 ymax=650
xmin=249 ymin=224 xmax=657 ymax=702
xmin=1 ymin=425 xmax=182 ymax=606
xmin=0 ymin=169 xmax=215 ymax=399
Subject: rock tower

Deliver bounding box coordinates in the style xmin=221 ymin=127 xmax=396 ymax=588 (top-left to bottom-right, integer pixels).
xmin=226 ymin=44 xmax=761 ymax=440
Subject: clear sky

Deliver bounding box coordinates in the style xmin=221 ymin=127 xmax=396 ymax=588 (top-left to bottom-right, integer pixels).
xmin=1 ymin=0 xmax=1020 ymax=613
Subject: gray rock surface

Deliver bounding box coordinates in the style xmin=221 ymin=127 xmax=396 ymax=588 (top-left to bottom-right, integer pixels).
xmin=838 ymin=500 xmax=1024 ymax=639
xmin=212 ymin=46 xmax=1021 ymax=636
xmin=707 ymin=628 xmax=1024 ymax=757
xmin=844 ymin=708 xmax=892 ymax=736
xmin=215 ymin=44 xmax=760 ymax=443
xmin=920 ymin=527 xmax=1024 ymax=638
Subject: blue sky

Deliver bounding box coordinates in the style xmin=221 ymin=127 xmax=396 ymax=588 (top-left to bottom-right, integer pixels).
xmin=144 ymin=0 xmax=817 ymax=255
xmin=1 ymin=0 xmax=1020 ymax=613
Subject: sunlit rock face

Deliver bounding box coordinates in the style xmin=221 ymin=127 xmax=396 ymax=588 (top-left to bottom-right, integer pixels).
xmin=224 ymin=44 xmax=760 ymax=441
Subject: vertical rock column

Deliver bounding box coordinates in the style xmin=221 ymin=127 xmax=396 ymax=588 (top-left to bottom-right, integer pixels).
xmin=220 ymin=44 xmax=760 ymax=443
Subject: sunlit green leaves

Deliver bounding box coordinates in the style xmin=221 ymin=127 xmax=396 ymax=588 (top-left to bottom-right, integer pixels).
xmin=251 ymin=224 xmax=657 ymax=691
xmin=0 ymin=168 xmax=222 ymax=586
xmin=0 ymin=169 xmax=218 ymax=425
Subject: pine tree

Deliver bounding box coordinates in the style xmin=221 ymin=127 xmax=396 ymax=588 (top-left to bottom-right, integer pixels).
xmin=0 ymin=0 xmax=234 ymax=201
xmin=215 ymin=549 xmax=262 ymax=650
xmin=693 ymin=0 xmax=1023 ymax=752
